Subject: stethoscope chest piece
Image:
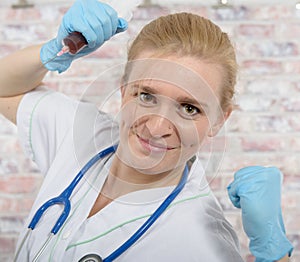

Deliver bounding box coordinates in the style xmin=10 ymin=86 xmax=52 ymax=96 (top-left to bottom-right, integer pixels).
xmin=78 ymin=253 xmax=103 ymax=262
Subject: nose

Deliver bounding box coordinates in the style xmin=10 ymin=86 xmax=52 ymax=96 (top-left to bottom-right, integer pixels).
xmin=145 ymin=115 xmax=174 ymax=138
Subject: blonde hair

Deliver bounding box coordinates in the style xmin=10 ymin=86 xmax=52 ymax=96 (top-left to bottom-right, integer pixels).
xmin=126 ymin=12 xmax=237 ymax=111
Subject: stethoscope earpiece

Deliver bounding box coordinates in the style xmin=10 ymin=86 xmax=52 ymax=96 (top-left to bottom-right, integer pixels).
xmin=78 ymin=253 xmax=103 ymax=262
xmin=14 ymin=144 xmax=188 ymax=262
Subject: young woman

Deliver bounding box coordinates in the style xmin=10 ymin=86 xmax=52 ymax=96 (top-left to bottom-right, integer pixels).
xmin=0 ymin=0 xmax=292 ymax=261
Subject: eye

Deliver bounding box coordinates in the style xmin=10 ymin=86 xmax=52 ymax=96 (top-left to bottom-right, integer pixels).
xmin=179 ymin=104 xmax=201 ymax=118
xmin=139 ymin=92 xmax=157 ymax=105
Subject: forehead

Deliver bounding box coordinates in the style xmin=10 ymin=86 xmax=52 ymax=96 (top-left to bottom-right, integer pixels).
xmin=124 ymin=55 xmax=223 ymax=105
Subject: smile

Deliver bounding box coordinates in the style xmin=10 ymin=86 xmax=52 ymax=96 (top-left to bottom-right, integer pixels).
xmin=137 ymin=134 xmax=177 ymax=152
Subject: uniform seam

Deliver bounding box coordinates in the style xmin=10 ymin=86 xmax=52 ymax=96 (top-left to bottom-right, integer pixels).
xmin=66 ymin=191 xmax=211 ymax=251
xmin=28 ymin=92 xmax=53 ymax=161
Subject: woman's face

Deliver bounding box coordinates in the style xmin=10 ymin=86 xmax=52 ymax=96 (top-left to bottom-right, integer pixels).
xmin=117 ymin=53 xmax=231 ymax=175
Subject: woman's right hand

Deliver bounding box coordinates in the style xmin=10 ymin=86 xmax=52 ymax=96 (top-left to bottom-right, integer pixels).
xmin=40 ymin=0 xmax=127 ymax=73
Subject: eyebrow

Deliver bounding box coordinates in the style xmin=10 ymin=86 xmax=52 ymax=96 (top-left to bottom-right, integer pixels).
xmin=134 ymin=84 xmax=158 ymax=94
xmin=132 ymin=83 xmax=210 ymax=109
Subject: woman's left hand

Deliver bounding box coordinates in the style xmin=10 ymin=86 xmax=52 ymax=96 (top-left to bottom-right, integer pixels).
xmin=227 ymin=166 xmax=293 ymax=262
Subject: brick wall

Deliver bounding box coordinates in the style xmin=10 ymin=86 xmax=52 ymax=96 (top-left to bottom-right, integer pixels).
xmin=0 ymin=1 xmax=299 ymax=261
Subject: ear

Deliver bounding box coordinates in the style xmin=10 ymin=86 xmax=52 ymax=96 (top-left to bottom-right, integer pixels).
xmin=208 ymin=107 xmax=232 ymax=137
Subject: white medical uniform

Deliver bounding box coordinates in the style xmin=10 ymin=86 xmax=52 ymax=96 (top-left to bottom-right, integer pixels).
xmin=15 ymin=87 xmax=244 ymax=261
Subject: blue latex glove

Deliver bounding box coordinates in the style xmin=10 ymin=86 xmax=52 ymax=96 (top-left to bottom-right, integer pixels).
xmin=40 ymin=0 xmax=128 ymax=73
xmin=227 ymin=166 xmax=293 ymax=262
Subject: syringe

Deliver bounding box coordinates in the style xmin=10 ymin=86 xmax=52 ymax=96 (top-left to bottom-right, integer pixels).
xmin=42 ymin=32 xmax=88 ymax=66
xmin=55 ymin=0 xmax=142 ymax=57
xmin=43 ymin=0 xmax=142 ymax=67
xmin=57 ymin=32 xmax=88 ymax=56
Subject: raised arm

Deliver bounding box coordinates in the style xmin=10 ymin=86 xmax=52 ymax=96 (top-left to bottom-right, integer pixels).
xmin=0 ymin=44 xmax=47 ymax=97
xmin=0 ymin=44 xmax=47 ymax=123
xmin=0 ymin=0 xmax=127 ymax=124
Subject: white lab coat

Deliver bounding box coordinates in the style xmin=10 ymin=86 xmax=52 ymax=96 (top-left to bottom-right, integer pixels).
xmin=15 ymin=87 xmax=244 ymax=261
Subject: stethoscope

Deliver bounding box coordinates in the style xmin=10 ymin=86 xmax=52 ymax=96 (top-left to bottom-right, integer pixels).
xmin=14 ymin=144 xmax=189 ymax=262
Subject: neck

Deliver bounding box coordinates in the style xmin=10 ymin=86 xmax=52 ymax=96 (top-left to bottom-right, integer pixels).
xmin=101 ymin=154 xmax=185 ymax=200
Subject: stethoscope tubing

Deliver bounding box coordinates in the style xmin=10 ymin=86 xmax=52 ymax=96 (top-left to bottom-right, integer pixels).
xmin=28 ymin=144 xmax=117 ymax=234
xmin=14 ymin=145 xmax=117 ymax=262
xmin=103 ymin=164 xmax=189 ymax=262
xmin=14 ymin=144 xmax=189 ymax=262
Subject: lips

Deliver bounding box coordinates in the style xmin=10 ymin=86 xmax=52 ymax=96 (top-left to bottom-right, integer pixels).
xmin=137 ymin=134 xmax=176 ymax=152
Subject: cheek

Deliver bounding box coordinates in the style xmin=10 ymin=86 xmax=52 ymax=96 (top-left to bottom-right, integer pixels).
xmin=119 ymin=100 xmax=150 ymax=139
xmin=119 ymin=98 xmax=137 ymax=129
xmin=173 ymin=121 xmax=209 ymax=164
xmin=196 ymin=120 xmax=210 ymax=140
xmin=177 ymin=118 xmax=210 ymax=149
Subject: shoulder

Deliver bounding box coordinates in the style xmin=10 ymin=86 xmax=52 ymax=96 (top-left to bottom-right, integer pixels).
xmin=152 ymin=191 xmax=243 ymax=261
xmin=144 ymin=197 xmax=243 ymax=261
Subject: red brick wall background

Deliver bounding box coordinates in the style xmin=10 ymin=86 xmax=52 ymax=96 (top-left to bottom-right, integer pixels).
xmin=0 ymin=1 xmax=299 ymax=261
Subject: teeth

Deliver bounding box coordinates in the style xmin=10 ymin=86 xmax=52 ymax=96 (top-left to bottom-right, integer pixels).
xmin=145 ymin=139 xmax=167 ymax=149
xmin=148 ymin=140 xmax=175 ymax=150
xmin=137 ymin=133 xmax=175 ymax=150
xmin=150 ymin=143 xmax=164 ymax=149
